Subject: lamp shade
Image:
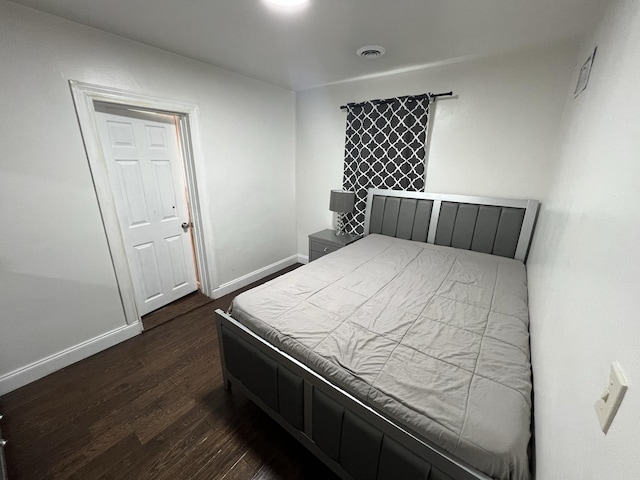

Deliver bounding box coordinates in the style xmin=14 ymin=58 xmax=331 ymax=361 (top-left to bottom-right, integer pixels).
xmin=329 ymin=190 xmax=355 ymax=213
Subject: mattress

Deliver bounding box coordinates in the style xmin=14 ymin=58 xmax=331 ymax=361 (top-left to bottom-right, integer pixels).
xmin=230 ymin=234 xmax=532 ymax=480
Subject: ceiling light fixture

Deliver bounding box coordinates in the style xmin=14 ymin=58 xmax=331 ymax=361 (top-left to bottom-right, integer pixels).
xmin=263 ymin=0 xmax=309 ymax=7
xmin=357 ymin=45 xmax=386 ymax=59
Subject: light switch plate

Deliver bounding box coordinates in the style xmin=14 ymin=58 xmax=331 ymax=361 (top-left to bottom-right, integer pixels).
xmin=595 ymin=362 xmax=628 ymax=434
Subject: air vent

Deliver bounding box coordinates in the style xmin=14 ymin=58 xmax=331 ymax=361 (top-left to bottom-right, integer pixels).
xmin=356 ymin=45 xmax=386 ymax=59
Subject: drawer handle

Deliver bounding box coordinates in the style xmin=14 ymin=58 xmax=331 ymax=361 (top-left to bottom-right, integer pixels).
xmin=0 ymin=439 xmax=6 ymax=447
xmin=323 ymin=247 xmax=328 ymax=252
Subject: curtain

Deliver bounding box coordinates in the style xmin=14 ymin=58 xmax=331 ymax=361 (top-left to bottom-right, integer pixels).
xmin=341 ymin=96 xmax=430 ymax=235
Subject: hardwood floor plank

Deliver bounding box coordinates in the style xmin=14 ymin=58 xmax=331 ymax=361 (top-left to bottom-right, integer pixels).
xmin=221 ymin=457 xmax=257 ymax=480
xmin=155 ymin=421 xmax=245 ymax=480
xmin=89 ymin=378 xmax=177 ymax=440
xmin=1 ymin=356 xmax=146 ymax=424
xmin=99 ymin=435 xmax=167 ymax=480
xmin=97 ymin=392 xmax=233 ymax=480
xmin=130 ymin=388 xmax=198 ymax=445
xmin=4 ymin=421 xmax=91 ymax=480
xmin=46 ymin=413 xmax=143 ymax=479
xmin=67 ymin=434 xmax=142 ymax=480
xmin=135 ymin=415 xmax=216 ymax=480
xmin=182 ymin=409 xmax=269 ymax=480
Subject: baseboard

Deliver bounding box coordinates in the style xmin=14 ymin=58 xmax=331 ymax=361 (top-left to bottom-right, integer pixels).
xmin=211 ymin=254 xmax=299 ymax=299
xmin=0 ymin=323 xmax=141 ymax=396
xmin=298 ymin=254 xmax=309 ymax=264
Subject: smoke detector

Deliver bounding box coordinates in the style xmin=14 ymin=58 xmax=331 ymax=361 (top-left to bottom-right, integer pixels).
xmin=356 ymin=45 xmax=386 ymax=59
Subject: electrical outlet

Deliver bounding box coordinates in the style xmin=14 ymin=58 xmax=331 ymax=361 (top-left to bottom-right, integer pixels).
xmin=595 ymin=362 xmax=628 ymax=434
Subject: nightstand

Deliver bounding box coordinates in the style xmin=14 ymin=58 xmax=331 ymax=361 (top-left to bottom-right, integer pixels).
xmin=308 ymin=229 xmax=362 ymax=262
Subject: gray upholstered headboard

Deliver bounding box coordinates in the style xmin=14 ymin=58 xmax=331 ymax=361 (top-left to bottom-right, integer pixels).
xmin=363 ymin=189 xmax=539 ymax=262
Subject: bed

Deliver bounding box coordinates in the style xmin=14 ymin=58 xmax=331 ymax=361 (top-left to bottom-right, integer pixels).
xmin=214 ymin=189 xmax=539 ymax=480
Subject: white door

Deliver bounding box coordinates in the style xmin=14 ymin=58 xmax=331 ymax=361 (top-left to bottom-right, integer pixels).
xmin=94 ymin=103 xmax=198 ymax=316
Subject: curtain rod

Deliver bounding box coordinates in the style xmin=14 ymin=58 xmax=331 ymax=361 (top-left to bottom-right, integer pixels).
xmin=339 ymin=91 xmax=453 ymax=111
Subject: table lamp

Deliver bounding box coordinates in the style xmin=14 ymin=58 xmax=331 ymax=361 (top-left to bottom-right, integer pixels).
xmin=329 ymin=190 xmax=355 ymax=236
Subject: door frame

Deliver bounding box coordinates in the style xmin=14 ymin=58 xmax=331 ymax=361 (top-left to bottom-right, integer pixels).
xmin=70 ymin=80 xmax=213 ymax=326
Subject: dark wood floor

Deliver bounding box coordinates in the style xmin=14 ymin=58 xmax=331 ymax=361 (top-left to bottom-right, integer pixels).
xmin=0 ymin=264 xmax=340 ymax=480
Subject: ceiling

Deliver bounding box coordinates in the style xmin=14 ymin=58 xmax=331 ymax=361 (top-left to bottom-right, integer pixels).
xmin=10 ymin=0 xmax=603 ymax=91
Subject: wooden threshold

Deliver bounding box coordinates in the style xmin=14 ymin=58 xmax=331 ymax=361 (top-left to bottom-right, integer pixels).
xmin=142 ymin=291 xmax=213 ymax=331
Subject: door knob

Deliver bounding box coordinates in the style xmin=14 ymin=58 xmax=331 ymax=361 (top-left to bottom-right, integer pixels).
xmin=181 ymin=222 xmax=191 ymax=231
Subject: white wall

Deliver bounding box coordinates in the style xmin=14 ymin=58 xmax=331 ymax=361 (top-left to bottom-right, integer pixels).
xmin=0 ymin=1 xmax=296 ymax=393
xmin=295 ymin=41 xmax=579 ymax=256
xmin=527 ymin=0 xmax=640 ymax=478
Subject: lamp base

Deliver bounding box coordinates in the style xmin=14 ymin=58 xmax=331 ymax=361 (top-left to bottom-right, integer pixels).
xmin=335 ymin=213 xmax=347 ymax=236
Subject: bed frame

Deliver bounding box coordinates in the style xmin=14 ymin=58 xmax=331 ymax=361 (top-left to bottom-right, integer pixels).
xmin=214 ymin=189 xmax=539 ymax=480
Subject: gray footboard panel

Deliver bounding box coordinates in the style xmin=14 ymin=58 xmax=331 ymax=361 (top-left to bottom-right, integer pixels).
xmin=215 ymin=309 xmax=490 ymax=480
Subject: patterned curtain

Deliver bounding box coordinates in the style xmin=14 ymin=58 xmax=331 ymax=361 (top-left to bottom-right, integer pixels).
xmin=341 ymin=96 xmax=430 ymax=235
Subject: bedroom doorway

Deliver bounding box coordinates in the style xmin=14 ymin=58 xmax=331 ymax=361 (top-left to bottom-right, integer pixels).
xmin=94 ymin=103 xmax=199 ymax=316
xmin=70 ymin=81 xmax=212 ymax=327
